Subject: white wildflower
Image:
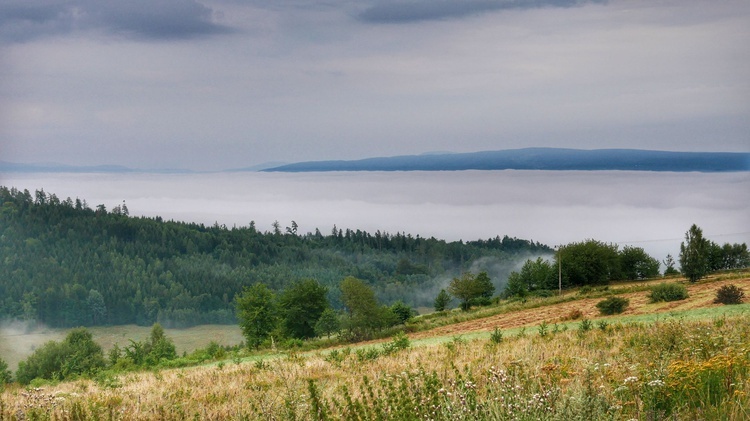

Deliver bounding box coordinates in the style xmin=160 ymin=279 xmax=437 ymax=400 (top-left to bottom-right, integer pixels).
xmin=647 ymin=379 xmax=665 ymax=387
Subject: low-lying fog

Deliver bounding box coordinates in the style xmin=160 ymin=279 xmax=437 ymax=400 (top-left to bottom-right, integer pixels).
xmin=1 ymin=170 xmax=748 ymax=263
xmin=2 ymin=170 xmax=748 ymax=369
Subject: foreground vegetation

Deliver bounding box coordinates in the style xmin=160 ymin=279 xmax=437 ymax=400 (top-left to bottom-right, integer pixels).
xmin=2 ymin=310 xmax=748 ymax=420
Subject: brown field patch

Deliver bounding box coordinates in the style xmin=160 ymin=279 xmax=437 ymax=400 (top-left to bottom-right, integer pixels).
xmin=409 ymin=276 xmax=749 ymax=340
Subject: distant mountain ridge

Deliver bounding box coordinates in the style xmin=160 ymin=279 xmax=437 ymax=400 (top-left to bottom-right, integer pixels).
xmin=263 ymin=148 xmax=750 ymax=173
xmin=3 ymin=149 xmax=749 ymax=173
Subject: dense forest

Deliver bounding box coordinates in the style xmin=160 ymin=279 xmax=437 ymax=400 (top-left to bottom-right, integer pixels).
xmin=0 ymin=186 xmax=551 ymax=328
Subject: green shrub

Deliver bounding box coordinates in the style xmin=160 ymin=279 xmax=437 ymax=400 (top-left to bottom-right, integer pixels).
xmin=382 ymin=332 xmax=410 ymax=355
xmin=15 ymin=328 xmax=105 ymax=384
xmin=649 ymin=283 xmax=689 ymax=303
xmin=0 ymin=357 xmax=11 ymax=385
xmin=390 ymin=301 xmax=416 ymax=324
xmin=595 ymin=296 xmax=629 ymax=315
xmin=356 ymin=347 xmax=381 ymax=362
xmin=489 ymin=327 xmax=503 ymax=344
xmin=714 ymin=284 xmax=745 ymax=305
xmin=578 ymin=286 xmax=593 ymax=295
xmin=538 ymin=321 xmax=549 ymax=337
xmin=578 ymin=319 xmax=593 ymax=334
xmin=325 ymin=349 xmax=345 ymax=365
xmin=283 ymin=338 xmax=304 ymax=349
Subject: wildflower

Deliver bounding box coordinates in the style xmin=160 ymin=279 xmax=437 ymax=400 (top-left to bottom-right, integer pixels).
xmin=647 ymin=379 xmax=665 ymax=387
xmin=624 ymin=376 xmax=638 ymax=384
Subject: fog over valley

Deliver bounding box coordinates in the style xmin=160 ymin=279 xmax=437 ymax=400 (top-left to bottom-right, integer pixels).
xmin=2 ymin=170 xmax=747 ymax=265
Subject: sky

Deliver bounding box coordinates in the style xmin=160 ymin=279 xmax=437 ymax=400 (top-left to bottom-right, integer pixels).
xmin=1 ymin=0 xmax=749 ymax=171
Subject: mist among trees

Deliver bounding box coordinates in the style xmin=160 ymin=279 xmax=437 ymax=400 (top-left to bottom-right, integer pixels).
xmin=0 ymin=186 xmax=549 ymax=328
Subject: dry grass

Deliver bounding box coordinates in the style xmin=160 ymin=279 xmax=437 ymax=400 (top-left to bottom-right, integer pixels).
xmin=2 ymin=274 xmax=748 ymax=420
xmin=407 ymin=276 xmax=749 ymax=341
xmin=3 ymin=311 xmax=749 ymax=420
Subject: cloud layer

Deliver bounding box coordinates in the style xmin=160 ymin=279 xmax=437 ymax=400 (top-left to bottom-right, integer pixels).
xmin=358 ymin=0 xmax=606 ymax=23
xmin=0 ymin=0 xmax=230 ymax=42
xmin=0 ymin=0 xmax=748 ymax=170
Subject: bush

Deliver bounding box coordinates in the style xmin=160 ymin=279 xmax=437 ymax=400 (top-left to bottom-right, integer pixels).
xmin=15 ymin=328 xmax=105 ymax=384
xmin=595 ymin=296 xmax=629 ymax=315
xmin=489 ymin=327 xmax=503 ymax=344
xmin=382 ymin=332 xmax=410 ymax=355
xmin=714 ymin=284 xmax=745 ymax=305
xmin=390 ymin=301 xmax=416 ymax=325
xmin=0 ymin=357 xmax=12 ymax=385
xmin=283 ymin=338 xmax=304 ymax=349
xmin=649 ymin=283 xmax=689 ymax=303
xmin=578 ymin=318 xmax=593 ymax=334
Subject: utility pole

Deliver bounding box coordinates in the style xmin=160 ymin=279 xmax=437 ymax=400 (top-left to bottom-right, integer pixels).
xmin=558 ymin=248 xmax=562 ymax=296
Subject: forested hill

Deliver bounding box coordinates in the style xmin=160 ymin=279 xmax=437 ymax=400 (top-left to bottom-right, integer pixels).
xmin=0 ymin=186 xmax=550 ymax=329
xmin=263 ymin=148 xmax=750 ymax=172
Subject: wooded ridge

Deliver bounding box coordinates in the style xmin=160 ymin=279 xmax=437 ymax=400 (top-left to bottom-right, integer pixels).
xmin=0 ymin=186 xmax=549 ymax=328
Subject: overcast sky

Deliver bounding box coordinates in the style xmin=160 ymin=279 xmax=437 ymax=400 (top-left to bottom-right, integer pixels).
xmin=1 ymin=0 xmax=748 ymax=171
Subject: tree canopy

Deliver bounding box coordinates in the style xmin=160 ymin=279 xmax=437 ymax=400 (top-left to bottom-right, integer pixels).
xmin=556 ymin=240 xmax=620 ymax=287
xmin=278 ymin=279 xmax=329 ymax=339
xmin=448 ymin=271 xmax=495 ymax=310
xmin=236 ymin=283 xmax=279 ymax=348
xmin=680 ymin=224 xmax=710 ymax=283
xmin=0 ymin=186 xmax=551 ymax=328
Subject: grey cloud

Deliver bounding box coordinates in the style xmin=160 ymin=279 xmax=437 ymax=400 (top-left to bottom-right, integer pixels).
xmin=0 ymin=0 xmax=231 ymax=43
xmin=358 ymin=0 xmax=606 ymax=23
xmin=0 ymin=1 xmax=77 ymax=42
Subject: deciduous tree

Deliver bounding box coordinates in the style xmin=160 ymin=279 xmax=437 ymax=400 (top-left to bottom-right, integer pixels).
xmin=448 ymin=271 xmax=494 ymax=311
xmin=236 ymin=283 xmax=279 ymax=348
xmin=556 ymin=240 xmax=620 ymax=286
xmin=619 ymin=246 xmax=660 ymax=280
xmin=679 ymin=224 xmax=710 ymax=282
xmin=340 ymin=276 xmax=383 ymax=339
xmin=279 ymin=279 xmax=329 ymax=339
xmin=314 ymin=308 xmax=341 ymax=338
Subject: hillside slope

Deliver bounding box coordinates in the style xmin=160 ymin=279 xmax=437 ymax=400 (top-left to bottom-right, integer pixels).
xmin=408 ymin=274 xmax=750 ymax=341
xmin=2 ymin=274 xmax=748 ymax=420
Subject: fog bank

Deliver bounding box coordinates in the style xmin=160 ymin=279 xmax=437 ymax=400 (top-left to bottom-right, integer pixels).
xmin=1 ymin=170 xmax=748 ymax=264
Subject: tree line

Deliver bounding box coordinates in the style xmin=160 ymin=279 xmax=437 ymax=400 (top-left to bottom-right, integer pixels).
xmin=503 ymin=228 xmax=748 ymax=298
xmin=0 ymin=186 xmax=549 ymax=328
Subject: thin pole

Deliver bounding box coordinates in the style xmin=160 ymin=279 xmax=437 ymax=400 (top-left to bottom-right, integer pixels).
xmin=558 ymin=251 xmax=562 ymax=295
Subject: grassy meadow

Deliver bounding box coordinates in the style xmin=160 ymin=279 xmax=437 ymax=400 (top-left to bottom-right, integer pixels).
xmin=1 ymin=274 xmax=749 ymax=420
xmin=0 ymin=325 xmax=244 ymax=374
